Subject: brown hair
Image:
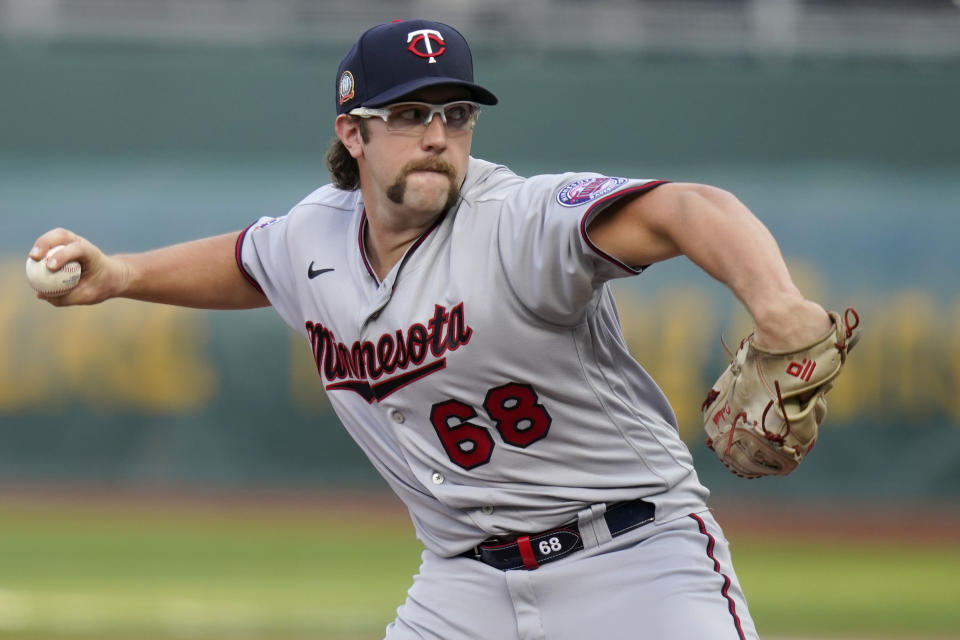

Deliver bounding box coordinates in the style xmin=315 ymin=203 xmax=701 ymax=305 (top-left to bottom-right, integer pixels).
xmin=325 ymin=117 xmax=369 ymax=191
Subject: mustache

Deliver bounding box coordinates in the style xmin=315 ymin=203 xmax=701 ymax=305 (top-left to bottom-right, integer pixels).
xmin=399 ymin=157 xmax=457 ymax=181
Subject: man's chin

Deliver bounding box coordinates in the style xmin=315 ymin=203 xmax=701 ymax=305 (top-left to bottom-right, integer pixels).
xmin=403 ymin=192 xmax=455 ymax=216
xmin=396 ymin=175 xmax=459 ymax=213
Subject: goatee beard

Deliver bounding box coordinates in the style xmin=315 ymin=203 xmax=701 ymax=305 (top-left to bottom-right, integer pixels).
xmin=386 ymin=157 xmax=460 ymax=212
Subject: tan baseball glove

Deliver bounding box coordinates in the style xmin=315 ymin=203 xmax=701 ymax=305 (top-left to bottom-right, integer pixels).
xmin=701 ymin=308 xmax=861 ymax=479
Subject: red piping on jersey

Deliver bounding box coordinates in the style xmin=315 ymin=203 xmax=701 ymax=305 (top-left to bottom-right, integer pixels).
xmin=689 ymin=513 xmax=746 ymax=640
xmin=235 ymin=224 xmax=265 ymax=294
xmin=516 ymin=535 xmax=539 ymax=570
xmin=358 ymin=210 xmax=375 ymax=279
xmin=579 ymin=180 xmax=669 ymax=274
xmin=358 ymin=207 xmax=449 ymax=282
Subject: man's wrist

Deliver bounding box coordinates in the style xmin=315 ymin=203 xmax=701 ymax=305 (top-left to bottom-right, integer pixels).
xmin=751 ymin=296 xmax=831 ymax=350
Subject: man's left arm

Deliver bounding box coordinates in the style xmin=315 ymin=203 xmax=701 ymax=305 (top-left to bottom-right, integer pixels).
xmin=586 ymin=182 xmax=831 ymax=349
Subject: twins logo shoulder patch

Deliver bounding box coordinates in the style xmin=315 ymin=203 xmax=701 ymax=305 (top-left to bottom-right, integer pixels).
xmin=557 ymin=177 xmax=629 ymax=207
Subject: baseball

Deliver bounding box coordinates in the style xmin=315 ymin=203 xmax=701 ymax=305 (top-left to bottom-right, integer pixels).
xmin=25 ymin=245 xmax=82 ymax=296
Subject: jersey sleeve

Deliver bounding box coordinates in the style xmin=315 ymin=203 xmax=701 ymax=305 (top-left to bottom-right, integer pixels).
xmin=235 ymin=215 xmax=305 ymax=336
xmin=495 ymin=173 xmax=667 ymax=324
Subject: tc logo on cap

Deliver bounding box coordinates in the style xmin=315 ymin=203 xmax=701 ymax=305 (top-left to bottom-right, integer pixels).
xmin=407 ymin=29 xmax=445 ymax=63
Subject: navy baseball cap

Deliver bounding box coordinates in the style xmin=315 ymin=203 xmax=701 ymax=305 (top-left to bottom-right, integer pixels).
xmin=335 ymin=19 xmax=498 ymax=115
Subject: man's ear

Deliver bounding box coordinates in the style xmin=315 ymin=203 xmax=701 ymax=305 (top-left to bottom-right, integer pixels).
xmin=335 ymin=115 xmax=365 ymax=159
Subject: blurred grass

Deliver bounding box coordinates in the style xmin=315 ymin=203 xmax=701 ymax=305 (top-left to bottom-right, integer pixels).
xmin=0 ymin=499 xmax=420 ymax=639
xmin=0 ymin=498 xmax=958 ymax=639
xmin=733 ymin=540 xmax=960 ymax=638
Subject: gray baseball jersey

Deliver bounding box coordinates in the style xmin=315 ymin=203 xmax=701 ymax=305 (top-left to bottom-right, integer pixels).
xmin=237 ymin=157 xmax=756 ymax=639
xmin=238 ymin=157 xmax=710 ymax=551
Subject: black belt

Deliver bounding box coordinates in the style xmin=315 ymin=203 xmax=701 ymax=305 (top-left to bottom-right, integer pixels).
xmin=461 ymin=498 xmax=655 ymax=571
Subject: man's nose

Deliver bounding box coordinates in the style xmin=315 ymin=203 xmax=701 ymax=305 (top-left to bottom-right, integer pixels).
xmin=421 ymin=113 xmax=448 ymax=148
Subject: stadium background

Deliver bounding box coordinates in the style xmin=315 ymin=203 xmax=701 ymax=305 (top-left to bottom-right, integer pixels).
xmin=1 ymin=0 xmax=958 ymax=637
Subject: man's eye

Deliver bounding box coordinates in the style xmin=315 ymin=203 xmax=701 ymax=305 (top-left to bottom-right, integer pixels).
xmin=394 ymin=107 xmax=427 ymax=122
xmin=446 ymin=106 xmax=468 ymax=122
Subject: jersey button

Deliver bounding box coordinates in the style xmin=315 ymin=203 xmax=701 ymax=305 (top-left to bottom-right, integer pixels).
xmin=431 ymin=472 xmax=445 ymax=485
xmin=481 ymin=506 xmax=494 ymax=515
xmin=389 ymin=409 xmax=405 ymax=424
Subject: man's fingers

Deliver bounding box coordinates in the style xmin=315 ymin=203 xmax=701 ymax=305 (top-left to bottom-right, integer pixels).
xmin=30 ymin=228 xmax=80 ymax=262
xmin=31 ymin=235 xmax=93 ymax=273
xmin=29 ymin=229 xmax=94 ymax=272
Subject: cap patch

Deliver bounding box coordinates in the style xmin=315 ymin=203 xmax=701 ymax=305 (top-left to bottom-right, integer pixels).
xmin=339 ymin=71 xmax=356 ymax=105
xmin=557 ymin=177 xmax=628 ymax=207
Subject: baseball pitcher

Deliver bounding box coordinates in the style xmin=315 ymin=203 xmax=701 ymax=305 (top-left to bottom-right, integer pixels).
xmin=30 ymin=19 xmax=859 ymax=640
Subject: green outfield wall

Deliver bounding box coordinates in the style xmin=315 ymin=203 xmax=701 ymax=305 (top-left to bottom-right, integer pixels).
xmin=1 ymin=41 xmax=958 ymax=500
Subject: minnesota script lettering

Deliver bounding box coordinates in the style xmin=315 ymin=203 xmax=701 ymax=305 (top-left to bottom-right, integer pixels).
xmin=305 ymin=303 xmax=473 ymax=403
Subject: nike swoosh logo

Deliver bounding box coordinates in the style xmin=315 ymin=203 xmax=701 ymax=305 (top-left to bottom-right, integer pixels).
xmin=307 ymin=262 xmax=335 ymax=279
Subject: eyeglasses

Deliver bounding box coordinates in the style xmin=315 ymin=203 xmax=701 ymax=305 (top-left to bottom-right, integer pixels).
xmin=348 ymin=101 xmax=481 ymax=134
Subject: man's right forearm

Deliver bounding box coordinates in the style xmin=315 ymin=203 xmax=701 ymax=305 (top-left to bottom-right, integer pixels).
xmin=32 ymin=228 xmax=269 ymax=310
xmin=117 ymin=232 xmax=269 ymax=309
